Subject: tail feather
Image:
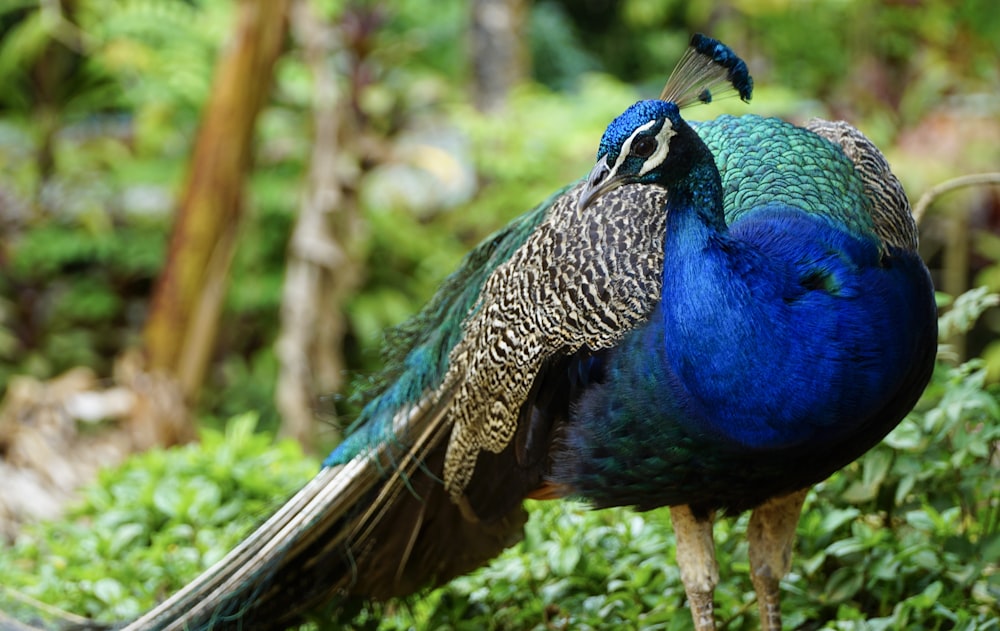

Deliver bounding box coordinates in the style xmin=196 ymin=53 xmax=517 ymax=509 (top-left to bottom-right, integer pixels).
xmin=122 ymin=181 xmax=589 ymax=630
xmin=125 ymin=390 xmax=527 ymax=630
xmin=123 ymin=465 xmax=361 ymax=630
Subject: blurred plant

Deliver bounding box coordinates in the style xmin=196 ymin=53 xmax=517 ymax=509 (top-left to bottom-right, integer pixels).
xmin=0 ymin=413 xmax=317 ymax=624
xmin=0 ymin=218 xmax=166 ymax=385
xmin=3 ymin=0 xmax=997 ymax=427
xmin=0 ymin=0 xmax=234 ymax=395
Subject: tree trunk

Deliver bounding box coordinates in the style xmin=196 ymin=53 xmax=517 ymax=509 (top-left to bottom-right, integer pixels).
xmin=143 ymin=0 xmax=292 ymax=410
xmin=470 ymin=0 xmax=528 ymax=113
xmin=274 ymin=0 xmax=364 ymax=448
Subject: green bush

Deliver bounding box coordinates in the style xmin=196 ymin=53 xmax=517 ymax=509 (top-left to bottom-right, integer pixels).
xmin=0 ymin=413 xmax=317 ymax=624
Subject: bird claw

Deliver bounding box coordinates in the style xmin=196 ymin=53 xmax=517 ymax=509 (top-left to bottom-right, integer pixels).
xmin=688 ymin=592 xmax=717 ymax=631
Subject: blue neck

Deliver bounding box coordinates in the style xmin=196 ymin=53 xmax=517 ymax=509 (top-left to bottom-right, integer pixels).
xmin=664 ymin=154 xmax=727 ymax=235
xmin=659 ymin=155 xmax=756 ymax=365
xmin=657 ymin=182 xmax=920 ymax=450
xmin=657 ymin=165 xmax=832 ymax=449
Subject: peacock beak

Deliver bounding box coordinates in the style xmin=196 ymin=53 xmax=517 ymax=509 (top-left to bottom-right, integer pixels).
xmin=577 ymin=158 xmax=622 ymax=212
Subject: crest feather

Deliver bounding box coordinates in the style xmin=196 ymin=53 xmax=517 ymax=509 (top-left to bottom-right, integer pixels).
xmin=660 ymin=33 xmax=753 ymax=108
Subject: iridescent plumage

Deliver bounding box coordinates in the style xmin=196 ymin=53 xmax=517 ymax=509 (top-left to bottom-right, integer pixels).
xmin=124 ymin=35 xmax=936 ymax=631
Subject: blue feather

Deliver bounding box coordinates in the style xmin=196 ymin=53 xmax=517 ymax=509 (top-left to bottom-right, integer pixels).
xmin=558 ymin=109 xmax=936 ymax=515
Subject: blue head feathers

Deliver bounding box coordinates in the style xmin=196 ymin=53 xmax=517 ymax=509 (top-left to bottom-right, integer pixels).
xmin=596 ymin=100 xmax=679 ymax=169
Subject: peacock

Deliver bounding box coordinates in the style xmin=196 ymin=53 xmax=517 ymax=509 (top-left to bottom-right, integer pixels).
xmin=122 ymin=35 xmax=937 ymax=631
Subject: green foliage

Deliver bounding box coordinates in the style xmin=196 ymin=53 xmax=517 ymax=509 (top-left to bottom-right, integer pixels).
xmin=543 ymin=0 xmax=999 ymax=117
xmin=0 ymin=0 xmax=228 ymax=394
xmin=529 ymin=2 xmax=599 ymax=90
xmin=0 ymin=218 xmax=166 ymax=385
xmin=0 ymin=0 xmax=284 ymax=424
xmin=75 ymin=0 xmax=233 ymax=145
xmin=937 ymin=288 xmax=1000 ymax=347
xmin=0 ymin=413 xmax=318 ymax=624
xmin=4 ymin=0 xmax=999 ymax=428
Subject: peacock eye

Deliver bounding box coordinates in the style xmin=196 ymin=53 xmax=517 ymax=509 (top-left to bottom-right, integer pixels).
xmin=632 ymin=136 xmax=657 ymax=158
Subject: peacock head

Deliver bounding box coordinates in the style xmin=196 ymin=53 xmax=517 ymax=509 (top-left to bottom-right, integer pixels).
xmin=577 ymin=99 xmax=695 ymax=211
xmin=577 ymin=34 xmax=753 ymax=212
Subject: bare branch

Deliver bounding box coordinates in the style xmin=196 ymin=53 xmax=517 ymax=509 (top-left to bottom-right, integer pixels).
xmin=913 ymin=172 xmax=1000 ymax=225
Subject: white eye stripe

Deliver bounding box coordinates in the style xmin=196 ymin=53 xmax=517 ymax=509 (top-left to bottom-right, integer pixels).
xmin=637 ymin=120 xmax=676 ymax=177
xmin=607 ymin=119 xmax=677 ymax=180
xmin=609 ymin=120 xmax=658 ymax=176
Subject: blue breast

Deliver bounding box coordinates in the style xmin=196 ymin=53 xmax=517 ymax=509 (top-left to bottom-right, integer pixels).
xmin=656 ymin=206 xmax=929 ymax=450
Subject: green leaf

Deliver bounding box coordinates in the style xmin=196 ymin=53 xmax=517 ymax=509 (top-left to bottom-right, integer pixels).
xmin=824 ymin=567 xmax=865 ymax=604
xmin=92 ymin=577 xmax=124 ymax=605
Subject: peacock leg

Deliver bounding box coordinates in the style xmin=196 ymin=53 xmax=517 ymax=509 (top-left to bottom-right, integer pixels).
xmin=747 ymin=487 xmax=810 ymax=631
xmin=669 ymin=505 xmax=718 ymax=631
